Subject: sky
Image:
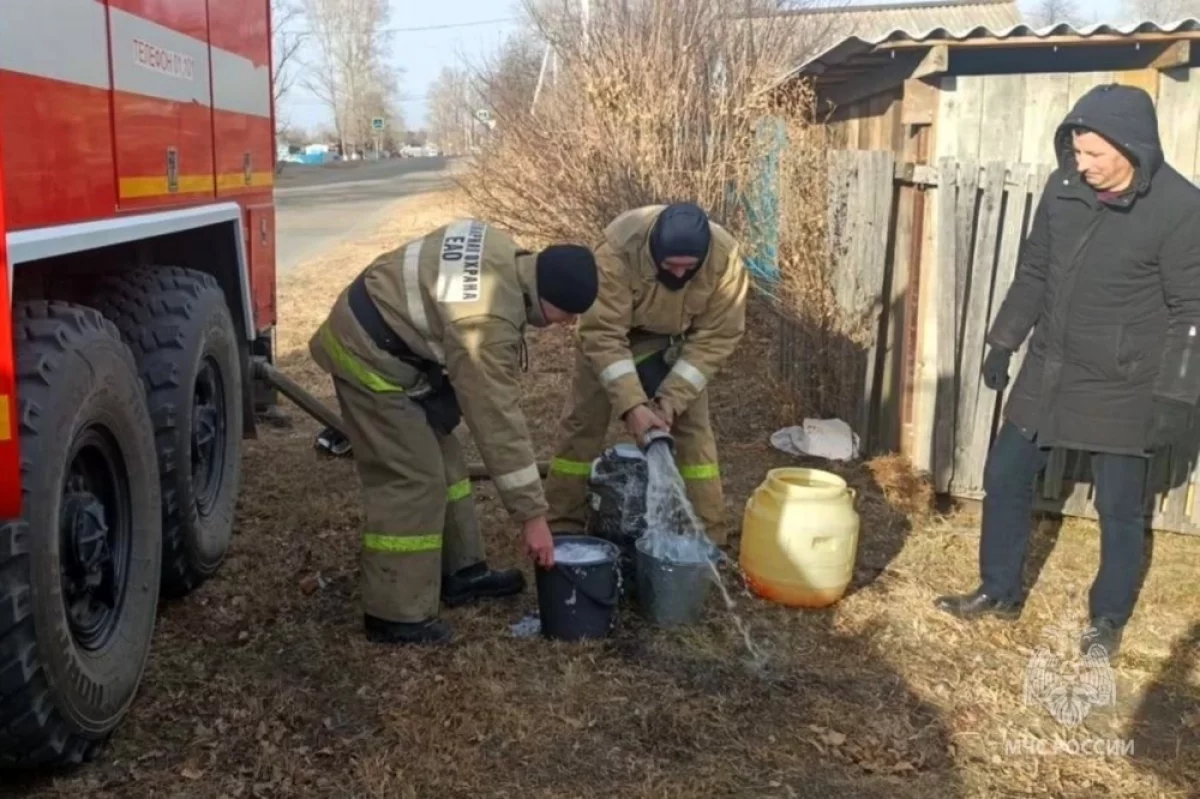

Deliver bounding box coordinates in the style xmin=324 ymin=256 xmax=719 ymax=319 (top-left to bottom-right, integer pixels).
xmin=276 ymin=0 xmax=1135 ymax=134
xmin=279 ymin=0 xmax=525 ymax=133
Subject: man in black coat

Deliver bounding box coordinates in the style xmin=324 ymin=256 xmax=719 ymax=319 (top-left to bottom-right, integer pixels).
xmin=934 ymin=83 xmax=1200 ymax=660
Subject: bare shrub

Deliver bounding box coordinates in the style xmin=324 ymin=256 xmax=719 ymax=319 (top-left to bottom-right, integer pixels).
xmin=459 ymin=0 xmax=860 ymax=422
xmin=461 ymin=0 xmax=818 ymax=244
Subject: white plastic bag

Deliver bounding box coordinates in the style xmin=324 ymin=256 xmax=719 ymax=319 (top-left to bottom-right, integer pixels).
xmin=770 ymin=418 xmax=860 ymax=462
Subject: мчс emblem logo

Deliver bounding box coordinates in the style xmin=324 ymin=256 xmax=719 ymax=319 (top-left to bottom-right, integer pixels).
xmin=1023 ymin=620 xmax=1117 ymax=728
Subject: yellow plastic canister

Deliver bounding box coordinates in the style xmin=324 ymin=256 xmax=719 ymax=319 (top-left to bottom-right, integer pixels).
xmin=739 ymin=467 xmax=860 ymax=608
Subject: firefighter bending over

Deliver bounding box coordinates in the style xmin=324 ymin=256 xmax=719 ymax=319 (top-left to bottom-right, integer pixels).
xmin=310 ymin=219 xmax=599 ymax=646
xmin=545 ymin=203 xmax=749 ymax=546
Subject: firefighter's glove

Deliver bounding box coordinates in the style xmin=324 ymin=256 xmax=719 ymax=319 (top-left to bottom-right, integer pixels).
xmin=418 ymin=372 xmax=462 ymax=436
xmin=1148 ymin=397 xmax=1192 ymax=451
xmin=981 ymin=347 xmax=1013 ymax=391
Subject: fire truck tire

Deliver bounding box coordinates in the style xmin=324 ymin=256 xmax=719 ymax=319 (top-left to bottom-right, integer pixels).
xmin=94 ymin=267 xmax=243 ymax=599
xmin=0 ymin=301 xmax=162 ymax=768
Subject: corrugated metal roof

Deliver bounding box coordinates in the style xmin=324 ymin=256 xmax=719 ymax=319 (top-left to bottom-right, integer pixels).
xmin=789 ymin=18 xmax=1200 ymax=83
xmin=781 ymin=0 xmax=1022 ymax=55
xmin=745 ymin=0 xmax=1022 ymax=67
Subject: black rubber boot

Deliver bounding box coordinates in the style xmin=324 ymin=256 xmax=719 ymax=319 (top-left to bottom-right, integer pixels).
xmin=363 ymin=615 xmax=452 ymax=646
xmin=1080 ymin=617 xmax=1124 ymax=661
xmin=441 ymin=562 xmax=526 ymax=608
xmin=933 ymin=588 xmax=1023 ymax=621
xmin=314 ymin=426 xmax=353 ymax=458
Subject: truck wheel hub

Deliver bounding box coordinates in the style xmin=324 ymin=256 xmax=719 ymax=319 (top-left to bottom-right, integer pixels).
xmin=191 ymin=357 xmax=226 ymax=515
xmin=59 ymin=429 xmax=131 ymax=650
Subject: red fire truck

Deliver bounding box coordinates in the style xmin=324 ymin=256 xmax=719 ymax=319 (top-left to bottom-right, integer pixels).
xmin=1 ymin=0 xmax=281 ymax=767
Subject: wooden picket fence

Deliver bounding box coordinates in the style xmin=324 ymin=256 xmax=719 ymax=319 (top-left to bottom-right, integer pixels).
xmin=773 ymin=148 xmax=1200 ymax=535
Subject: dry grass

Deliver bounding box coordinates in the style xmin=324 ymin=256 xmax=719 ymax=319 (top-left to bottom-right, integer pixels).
xmin=12 ymin=192 xmax=1200 ymax=799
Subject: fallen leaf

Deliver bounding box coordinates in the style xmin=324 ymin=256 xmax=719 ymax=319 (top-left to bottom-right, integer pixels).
xmin=181 ymin=766 xmax=204 ymax=780
xmin=823 ymin=729 xmax=847 ymax=746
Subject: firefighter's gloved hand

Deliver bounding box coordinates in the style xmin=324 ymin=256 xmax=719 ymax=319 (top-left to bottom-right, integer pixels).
xmin=981 ymin=347 xmax=1013 ymax=391
xmin=1148 ymin=397 xmax=1192 ymax=450
xmin=418 ymin=373 xmax=462 ymax=436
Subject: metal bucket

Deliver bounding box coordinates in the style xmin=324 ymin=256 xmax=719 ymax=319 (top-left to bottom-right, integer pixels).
xmin=634 ymin=535 xmax=717 ymax=628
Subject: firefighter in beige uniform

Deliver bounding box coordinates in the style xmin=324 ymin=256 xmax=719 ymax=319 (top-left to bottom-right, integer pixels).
xmin=546 ymin=203 xmax=749 ymax=545
xmin=310 ymin=219 xmax=598 ymax=646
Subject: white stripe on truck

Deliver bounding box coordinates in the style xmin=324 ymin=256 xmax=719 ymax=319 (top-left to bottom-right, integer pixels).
xmin=0 ymin=0 xmax=111 ymax=90
xmin=0 ymin=0 xmax=270 ymax=119
xmin=210 ymin=47 xmax=272 ymax=119
xmin=109 ymin=8 xmax=212 ymax=106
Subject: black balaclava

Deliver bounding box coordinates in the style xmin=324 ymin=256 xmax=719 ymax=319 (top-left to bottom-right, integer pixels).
xmin=536 ymin=244 xmax=598 ymax=314
xmin=649 ymin=202 xmax=711 ymax=291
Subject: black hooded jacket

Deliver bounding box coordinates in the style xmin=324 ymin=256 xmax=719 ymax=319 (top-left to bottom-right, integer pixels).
xmin=986 ymin=83 xmax=1200 ymax=456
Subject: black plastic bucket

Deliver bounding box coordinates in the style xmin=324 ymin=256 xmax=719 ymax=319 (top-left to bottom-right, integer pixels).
xmin=535 ymin=535 xmax=621 ymax=642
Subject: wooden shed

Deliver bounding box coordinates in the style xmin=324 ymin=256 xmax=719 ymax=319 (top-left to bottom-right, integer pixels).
xmin=794 ymin=18 xmax=1200 ymax=171
xmin=772 ymin=18 xmax=1200 ymax=534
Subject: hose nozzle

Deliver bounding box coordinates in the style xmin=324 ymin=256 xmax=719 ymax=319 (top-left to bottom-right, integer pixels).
xmin=643 ymin=428 xmax=675 ymax=452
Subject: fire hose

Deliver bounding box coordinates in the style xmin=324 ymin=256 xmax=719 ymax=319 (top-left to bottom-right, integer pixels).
xmin=251 ymin=358 xmax=550 ymax=481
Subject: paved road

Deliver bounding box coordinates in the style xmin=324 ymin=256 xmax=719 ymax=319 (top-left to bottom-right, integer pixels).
xmin=274 ymin=157 xmax=455 ymax=272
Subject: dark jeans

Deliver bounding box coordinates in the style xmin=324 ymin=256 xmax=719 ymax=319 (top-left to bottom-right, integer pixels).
xmin=979 ymin=421 xmax=1149 ymax=626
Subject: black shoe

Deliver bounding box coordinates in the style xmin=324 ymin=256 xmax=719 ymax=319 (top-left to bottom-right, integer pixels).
xmin=1080 ymin=617 xmax=1124 ymax=661
xmin=363 ymin=614 xmax=452 ymax=646
xmin=933 ymin=588 xmax=1023 ymax=621
xmin=315 ymin=426 xmax=353 ymax=458
xmin=441 ymin=562 xmax=527 ymax=608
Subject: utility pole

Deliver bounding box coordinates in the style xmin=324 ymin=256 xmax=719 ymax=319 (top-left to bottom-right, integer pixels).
xmin=581 ymin=0 xmax=591 ymax=54
xmin=531 ymin=43 xmax=552 ymax=115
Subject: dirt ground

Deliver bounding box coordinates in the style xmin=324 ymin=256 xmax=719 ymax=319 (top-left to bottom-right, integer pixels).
xmin=12 ymin=189 xmax=1200 ymax=798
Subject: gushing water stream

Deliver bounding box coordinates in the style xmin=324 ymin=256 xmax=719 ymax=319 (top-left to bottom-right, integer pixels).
xmin=642 ymin=441 xmax=769 ymax=668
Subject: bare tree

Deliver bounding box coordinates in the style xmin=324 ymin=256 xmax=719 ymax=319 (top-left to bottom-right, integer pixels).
xmin=427 ymin=66 xmax=476 ymax=156
xmin=1122 ymin=0 xmax=1200 ymax=21
xmin=271 ymin=0 xmax=304 ymax=110
xmin=300 ymin=0 xmax=398 ymax=155
xmin=1024 ymin=0 xmax=1084 ymax=26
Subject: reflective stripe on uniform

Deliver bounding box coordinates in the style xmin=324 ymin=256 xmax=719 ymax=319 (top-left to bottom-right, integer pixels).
xmin=550 ymin=457 xmax=592 ymax=477
xmin=320 ymin=324 xmax=406 ymax=393
xmin=494 ymin=463 xmax=541 ymax=491
xmin=599 ymin=358 xmax=636 ymax=385
xmin=447 ymin=478 xmax=472 ymax=502
xmin=679 ymin=463 xmax=720 ymax=480
xmin=670 ymin=359 xmax=708 ymax=391
xmin=363 ymin=532 xmax=443 ymax=553
xmin=401 ymin=239 xmax=446 ymax=363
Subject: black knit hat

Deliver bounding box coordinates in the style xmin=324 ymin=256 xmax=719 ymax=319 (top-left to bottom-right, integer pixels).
xmin=649 ymin=202 xmax=711 ymax=266
xmin=536 ymin=244 xmax=598 ymax=314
